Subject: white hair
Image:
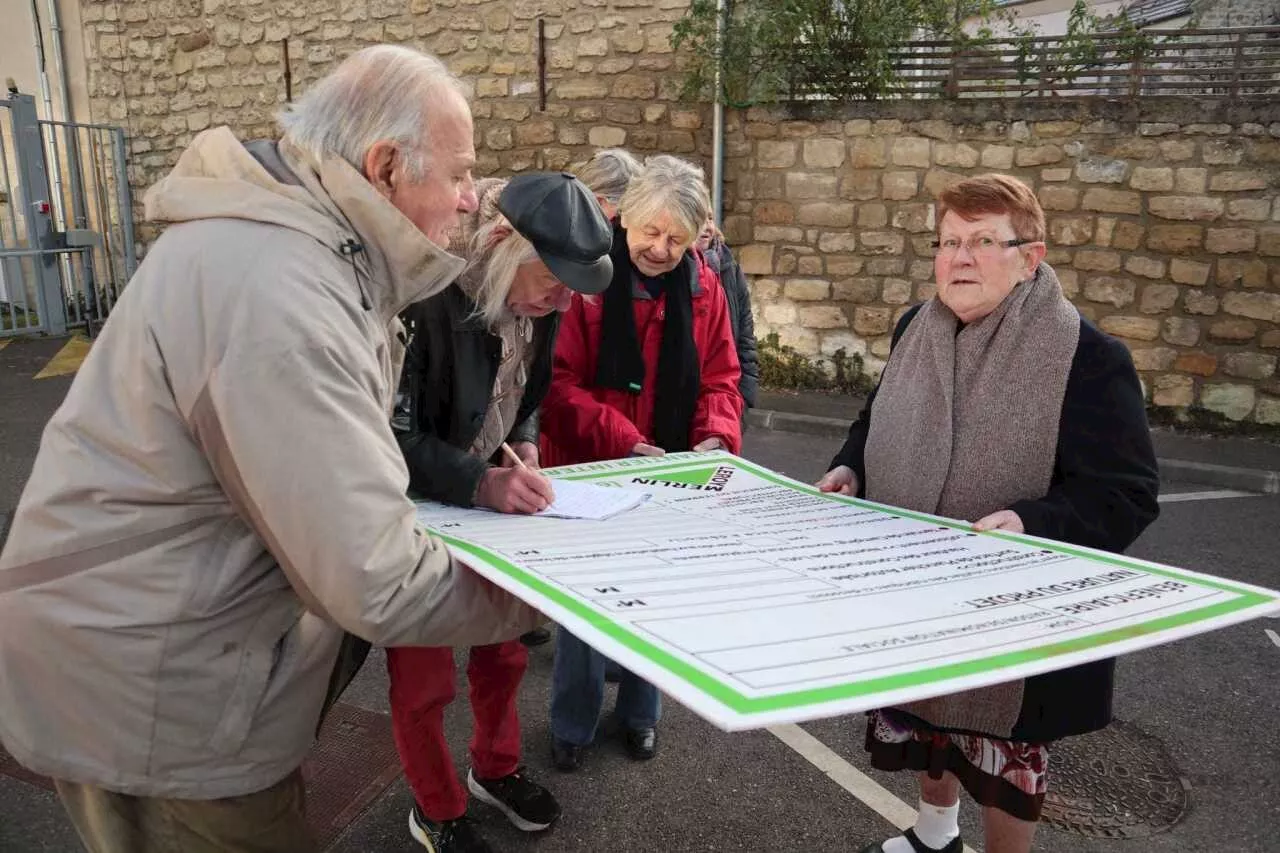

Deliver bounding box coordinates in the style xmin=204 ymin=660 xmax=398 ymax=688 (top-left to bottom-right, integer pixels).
xmin=277 ymin=45 xmax=464 ymax=181
xmin=618 ymin=155 xmax=711 ymax=240
xmin=574 ymin=148 xmax=642 ymax=207
xmin=466 ymin=216 xmax=538 ymax=327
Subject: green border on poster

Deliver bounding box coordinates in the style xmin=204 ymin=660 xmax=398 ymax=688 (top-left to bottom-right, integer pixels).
xmin=428 ymin=454 xmax=1277 ymax=717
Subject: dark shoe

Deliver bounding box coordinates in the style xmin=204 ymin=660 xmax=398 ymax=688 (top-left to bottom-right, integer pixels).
xmin=407 ymin=808 xmax=492 ymax=853
xmin=858 ymin=829 xmax=963 ymax=853
xmin=623 ymin=726 xmax=657 ymax=760
xmin=519 ymin=627 xmax=551 ymax=647
xmin=467 ymin=766 xmax=561 ymax=832
xmin=550 ymin=736 xmax=583 ymax=772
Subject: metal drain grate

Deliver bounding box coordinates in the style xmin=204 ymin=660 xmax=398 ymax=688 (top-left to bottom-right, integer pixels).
xmin=303 ymin=702 xmax=403 ymax=850
xmin=1041 ymin=718 xmax=1188 ymax=839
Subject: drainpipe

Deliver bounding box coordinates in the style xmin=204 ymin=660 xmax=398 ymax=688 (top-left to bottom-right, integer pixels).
xmin=47 ymin=0 xmax=75 ymax=125
xmin=27 ymin=3 xmax=68 ymax=242
xmin=42 ymin=0 xmax=98 ymax=321
xmin=710 ymin=0 xmax=726 ymax=225
xmin=48 ymin=0 xmax=90 ymax=234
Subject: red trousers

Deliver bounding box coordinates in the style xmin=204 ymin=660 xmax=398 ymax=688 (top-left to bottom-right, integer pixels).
xmin=386 ymin=641 xmax=528 ymax=821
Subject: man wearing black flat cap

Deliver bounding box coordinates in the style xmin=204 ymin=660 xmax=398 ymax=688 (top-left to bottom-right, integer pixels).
xmin=387 ymin=172 xmax=612 ymax=853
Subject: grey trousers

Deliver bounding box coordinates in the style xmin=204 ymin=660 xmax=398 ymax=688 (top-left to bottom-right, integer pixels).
xmin=54 ymin=770 xmax=315 ymax=853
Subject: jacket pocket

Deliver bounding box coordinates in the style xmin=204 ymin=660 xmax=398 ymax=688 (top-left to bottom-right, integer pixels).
xmin=206 ymin=601 xmax=302 ymax=756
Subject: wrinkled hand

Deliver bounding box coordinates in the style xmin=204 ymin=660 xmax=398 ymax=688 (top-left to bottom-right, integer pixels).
xmin=476 ymin=466 xmax=556 ymax=515
xmin=816 ymin=465 xmax=858 ymax=496
xmin=631 ymin=442 xmax=665 ymax=457
xmin=502 ymin=440 xmax=540 ymax=469
xmin=692 ymin=437 xmax=724 ymax=452
xmin=973 ymin=510 xmax=1024 ymax=534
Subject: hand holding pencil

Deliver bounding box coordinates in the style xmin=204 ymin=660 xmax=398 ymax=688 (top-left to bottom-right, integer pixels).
xmin=473 ymin=442 xmax=556 ymax=514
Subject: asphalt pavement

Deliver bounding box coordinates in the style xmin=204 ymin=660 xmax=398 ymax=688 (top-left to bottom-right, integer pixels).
xmin=1 ymin=340 xmax=1279 ymax=852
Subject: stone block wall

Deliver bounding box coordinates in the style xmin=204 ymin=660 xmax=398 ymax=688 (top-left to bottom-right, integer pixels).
xmin=72 ymin=2 xmax=1280 ymax=422
xmin=722 ymin=101 xmax=1280 ymax=424
xmin=77 ymin=0 xmax=708 ymax=247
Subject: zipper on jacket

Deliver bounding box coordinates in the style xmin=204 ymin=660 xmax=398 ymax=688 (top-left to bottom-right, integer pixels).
xmin=340 ymin=238 xmax=372 ymax=311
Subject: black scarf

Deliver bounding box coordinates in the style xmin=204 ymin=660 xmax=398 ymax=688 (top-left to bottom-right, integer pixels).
xmin=594 ymin=222 xmax=700 ymax=452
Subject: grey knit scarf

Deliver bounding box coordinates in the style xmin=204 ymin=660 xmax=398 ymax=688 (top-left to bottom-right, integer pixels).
xmin=863 ymin=263 xmax=1080 ymax=738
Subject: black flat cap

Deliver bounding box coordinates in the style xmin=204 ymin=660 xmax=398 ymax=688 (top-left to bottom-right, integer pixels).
xmin=497 ymin=172 xmax=614 ymax=295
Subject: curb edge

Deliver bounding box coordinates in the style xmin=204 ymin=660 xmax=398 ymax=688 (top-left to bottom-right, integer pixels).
xmin=747 ymin=408 xmax=1280 ymax=495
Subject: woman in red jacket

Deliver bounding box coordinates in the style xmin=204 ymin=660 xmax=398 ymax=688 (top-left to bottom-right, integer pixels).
xmin=541 ymin=155 xmax=742 ymax=771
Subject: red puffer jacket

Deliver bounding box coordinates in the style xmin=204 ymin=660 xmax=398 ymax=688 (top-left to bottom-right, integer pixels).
xmin=540 ymin=252 xmax=743 ymax=466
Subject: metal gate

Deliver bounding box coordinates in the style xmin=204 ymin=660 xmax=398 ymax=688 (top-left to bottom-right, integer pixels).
xmin=1 ymin=89 xmax=136 ymax=339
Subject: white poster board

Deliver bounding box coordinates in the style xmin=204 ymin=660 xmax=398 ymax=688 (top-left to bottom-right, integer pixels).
xmin=415 ymin=451 xmax=1280 ymax=731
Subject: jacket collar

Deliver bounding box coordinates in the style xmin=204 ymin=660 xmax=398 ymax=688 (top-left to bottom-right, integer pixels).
xmin=277 ymin=139 xmax=466 ymax=321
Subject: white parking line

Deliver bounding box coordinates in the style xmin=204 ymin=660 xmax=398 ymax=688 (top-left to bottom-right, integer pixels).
xmin=1158 ymin=489 xmax=1259 ymax=503
xmin=1265 ymin=629 xmax=1280 ymax=649
xmin=769 ymin=723 xmax=979 ymax=853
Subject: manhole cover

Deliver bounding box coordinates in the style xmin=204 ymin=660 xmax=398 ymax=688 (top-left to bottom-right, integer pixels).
xmin=1041 ymin=718 xmax=1188 ymax=839
xmin=303 ymin=701 xmax=403 ymax=850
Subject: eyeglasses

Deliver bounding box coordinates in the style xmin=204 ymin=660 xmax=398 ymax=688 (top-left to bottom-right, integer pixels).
xmin=931 ymin=236 xmax=1031 ymax=258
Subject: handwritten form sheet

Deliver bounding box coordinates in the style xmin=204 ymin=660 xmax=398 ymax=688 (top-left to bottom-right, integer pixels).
xmin=414 ymin=451 xmax=1280 ymax=731
xmin=537 ymin=477 xmax=649 ymax=520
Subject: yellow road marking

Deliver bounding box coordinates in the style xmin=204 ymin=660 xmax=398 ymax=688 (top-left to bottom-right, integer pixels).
xmin=34 ymin=334 xmax=92 ymax=379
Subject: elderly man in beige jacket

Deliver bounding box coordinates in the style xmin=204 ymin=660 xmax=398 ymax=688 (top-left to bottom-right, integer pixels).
xmin=0 ymin=45 xmax=542 ymax=853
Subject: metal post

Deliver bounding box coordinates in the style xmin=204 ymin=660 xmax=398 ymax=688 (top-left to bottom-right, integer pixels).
xmin=58 ymin=125 xmax=96 ymax=319
xmin=710 ymin=0 xmax=726 ymax=226
xmin=111 ymin=128 xmax=136 ymax=280
xmin=9 ymin=93 xmax=65 ymax=334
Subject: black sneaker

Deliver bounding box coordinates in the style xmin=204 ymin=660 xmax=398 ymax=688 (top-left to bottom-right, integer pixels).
xmin=550 ymin=736 xmax=583 ymax=772
xmin=519 ymin=627 xmax=552 ymax=647
xmin=624 ymin=726 xmax=658 ymax=760
xmin=407 ymin=808 xmax=492 ymax=853
xmin=467 ymin=766 xmax=561 ymax=832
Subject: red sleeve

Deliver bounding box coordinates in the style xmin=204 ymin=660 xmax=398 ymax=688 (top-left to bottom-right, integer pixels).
xmin=541 ymin=294 xmax=645 ymax=461
xmin=690 ymin=276 xmax=744 ymax=453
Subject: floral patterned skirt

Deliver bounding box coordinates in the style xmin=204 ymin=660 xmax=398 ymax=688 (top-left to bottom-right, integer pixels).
xmin=866 ymin=709 xmax=1049 ymax=822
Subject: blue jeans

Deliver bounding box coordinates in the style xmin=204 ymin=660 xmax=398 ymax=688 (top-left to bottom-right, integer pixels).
xmin=550 ymin=627 xmax=661 ymax=746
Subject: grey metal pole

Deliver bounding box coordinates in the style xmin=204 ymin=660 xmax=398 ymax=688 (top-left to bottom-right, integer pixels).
xmin=710 ymin=0 xmax=726 ymax=226
xmin=47 ymin=0 xmax=97 ymax=320
xmin=10 ymin=93 xmax=65 ymax=334
xmin=112 ymin=128 xmax=136 ymax=281
xmin=28 ymin=0 xmax=67 ymax=232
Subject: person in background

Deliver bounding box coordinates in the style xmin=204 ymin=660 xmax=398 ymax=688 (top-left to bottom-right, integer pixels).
xmin=696 ymin=216 xmax=759 ymax=412
xmin=540 ymin=155 xmax=743 ymax=772
xmin=509 ymin=146 xmax=645 ymax=652
xmin=817 ymin=174 xmax=1159 ymax=853
xmin=573 ymin=147 xmax=642 ymax=222
xmin=390 ymin=173 xmax=613 ymax=853
xmin=0 ymin=45 xmax=543 ymax=853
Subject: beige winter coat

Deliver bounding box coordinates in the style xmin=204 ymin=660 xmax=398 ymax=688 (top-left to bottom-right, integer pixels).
xmin=0 ymin=128 xmax=540 ymax=798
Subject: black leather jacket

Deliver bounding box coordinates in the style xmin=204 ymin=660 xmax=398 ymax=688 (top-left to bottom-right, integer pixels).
xmin=396 ymin=285 xmax=559 ymax=507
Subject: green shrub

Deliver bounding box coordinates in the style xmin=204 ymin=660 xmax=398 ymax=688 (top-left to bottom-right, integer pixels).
xmin=758 ymin=332 xmax=875 ymax=395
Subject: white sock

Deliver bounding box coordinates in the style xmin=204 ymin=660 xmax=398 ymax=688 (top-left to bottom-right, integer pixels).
xmin=881 ymin=799 xmax=960 ymax=853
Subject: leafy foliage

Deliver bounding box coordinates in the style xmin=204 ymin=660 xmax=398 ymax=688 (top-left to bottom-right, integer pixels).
xmin=672 ymin=0 xmax=1164 ymax=105
xmin=758 ymin=332 xmax=875 ymax=394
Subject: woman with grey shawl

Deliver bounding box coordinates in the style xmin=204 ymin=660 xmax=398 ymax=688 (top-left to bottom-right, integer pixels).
xmin=818 ymin=174 xmax=1159 ymax=853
